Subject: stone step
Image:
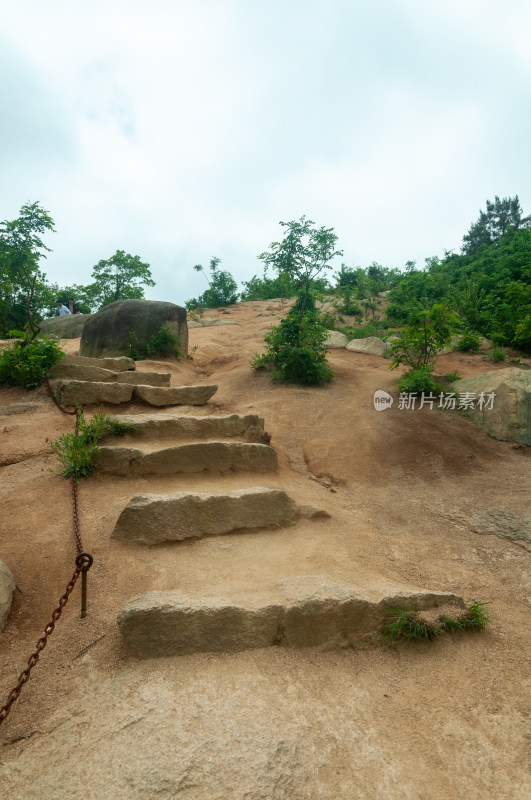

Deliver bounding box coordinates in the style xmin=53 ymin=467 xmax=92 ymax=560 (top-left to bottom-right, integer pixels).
xmin=50 ymin=380 xmax=217 ymax=407
xmin=104 ymin=413 xmax=267 ymax=442
xmin=50 ymin=363 xmax=170 ymax=386
xmin=117 ymin=579 xmax=464 ymax=657
xmin=96 ymin=441 xmax=278 ymax=476
xmin=111 ymin=487 xmax=322 ymax=544
xmin=61 ymin=354 xmax=135 ymax=372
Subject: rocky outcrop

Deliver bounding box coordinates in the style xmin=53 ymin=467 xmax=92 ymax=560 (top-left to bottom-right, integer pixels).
xmin=453 ymin=368 xmax=531 ymax=445
xmin=112 ymin=488 xmax=300 ymax=544
xmin=346 ymin=336 xmax=389 ymax=357
xmin=40 ymin=314 xmax=92 ymax=338
xmin=0 ymin=559 xmax=15 ymax=632
xmin=80 ymin=300 xmax=188 ymax=359
xmin=117 ymin=579 xmax=464 ymax=657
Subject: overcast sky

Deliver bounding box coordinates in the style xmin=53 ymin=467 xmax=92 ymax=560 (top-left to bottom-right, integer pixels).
xmin=1 ymin=0 xmax=530 ymax=306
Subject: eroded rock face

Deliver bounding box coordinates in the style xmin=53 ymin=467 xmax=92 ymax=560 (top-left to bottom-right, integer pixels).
xmin=112 ymin=488 xmax=300 ymax=544
xmin=80 ymin=300 xmax=188 ymax=359
xmin=346 ymin=337 xmax=389 ymax=357
xmin=0 ymin=559 xmax=15 ymax=632
xmin=453 ymin=368 xmax=531 ymax=445
xmin=117 ymin=580 xmax=464 ymax=658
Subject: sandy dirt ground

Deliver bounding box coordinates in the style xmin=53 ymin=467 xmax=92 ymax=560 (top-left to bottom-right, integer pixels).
xmin=0 ymin=300 xmax=529 ymax=799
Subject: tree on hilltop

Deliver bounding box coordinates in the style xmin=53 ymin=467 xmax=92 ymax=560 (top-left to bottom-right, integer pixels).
xmin=89 ymin=249 xmax=155 ymax=308
xmin=462 ymin=195 xmax=530 ymax=255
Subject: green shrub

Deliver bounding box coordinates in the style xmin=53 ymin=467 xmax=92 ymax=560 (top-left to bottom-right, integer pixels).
xmin=252 ymin=305 xmax=333 ymax=385
xmin=490 ymin=347 xmax=507 ymax=362
xmin=456 ymin=332 xmax=481 ymax=352
xmin=48 ymin=409 xmax=132 ymax=478
xmin=341 ymin=321 xmax=381 ymax=339
xmin=146 ymin=326 xmax=182 ymax=358
xmin=127 ymin=326 xmax=182 ymax=360
xmin=0 ymin=334 xmax=64 ymax=389
xmin=398 ymin=365 xmax=438 ymax=395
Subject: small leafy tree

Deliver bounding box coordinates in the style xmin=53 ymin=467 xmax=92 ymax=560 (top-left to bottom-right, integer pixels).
xmin=185 ymin=257 xmax=239 ymax=310
xmin=89 ymin=250 xmax=155 ymax=308
xmin=258 ymin=216 xmax=342 ymax=313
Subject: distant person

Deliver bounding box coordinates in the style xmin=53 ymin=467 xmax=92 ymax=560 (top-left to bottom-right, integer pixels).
xmin=68 ymin=298 xmax=81 ymax=314
xmin=56 ymin=301 xmax=71 ymax=316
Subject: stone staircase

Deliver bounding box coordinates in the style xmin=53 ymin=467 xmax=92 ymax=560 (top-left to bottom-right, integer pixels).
xmin=56 ymin=355 xmax=464 ymax=658
xmin=49 ymin=355 xmax=216 ymax=408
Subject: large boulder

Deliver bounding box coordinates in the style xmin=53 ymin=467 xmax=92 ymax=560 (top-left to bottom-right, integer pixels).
xmin=80 ymin=300 xmax=188 ymax=359
xmin=453 ymin=368 xmax=531 ymax=445
xmin=0 ymin=559 xmax=15 ymax=632
xmin=40 ymin=314 xmax=92 ymax=338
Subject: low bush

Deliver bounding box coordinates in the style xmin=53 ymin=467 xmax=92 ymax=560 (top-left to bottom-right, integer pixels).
xmin=398 ymin=364 xmax=439 ymax=395
xmin=490 ymin=347 xmax=507 ymax=362
xmin=251 ymin=304 xmax=333 ymax=385
xmin=0 ymin=333 xmax=64 ymax=389
xmin=456 ymin=332 xmax=481 ymax=352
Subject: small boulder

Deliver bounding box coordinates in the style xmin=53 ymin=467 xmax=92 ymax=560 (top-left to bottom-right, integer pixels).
xmin=80 ymin=300 xmax=188 ymax=359
xmin=346 ymin=337 xmax=389 ymax=357
xmin=325 ymin=331 xmax=348 ymax=349
xmin=0 ymin=559 xmax=15 ymax=632
xmin=453 ymin=368 xmax=531 ymax=445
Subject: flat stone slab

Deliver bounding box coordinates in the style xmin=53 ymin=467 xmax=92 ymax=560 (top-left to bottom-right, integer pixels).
xmin=50 ymin=364 xmax=170 ymax=386
xmin=133 ymin=384 xmax=217 ymax=407
xmin=96 ymin=441 xmax=278 ymax=476
xmin=112 ymin=487 xmax=300 ymax=544
xmin=61 ymin=354 xmax=135 ymax=371
xmin=105 ymin=413 xmax=265 ymax=441
xmin=51 ymin=380 xmax=134 ymax=406
xmin=117 ymin=579 xmax=464 ymax=657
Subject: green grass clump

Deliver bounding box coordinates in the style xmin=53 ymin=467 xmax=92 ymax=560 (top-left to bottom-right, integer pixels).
xmin=128 ymin=326 xmax=183 ymax=360
xmin=382 ymin=601 xmax=489 ymax=644
xmin=48 ymin=409 xmax=132 ymax=478
xmin=490 ymin=347 xmax=507 ymax=362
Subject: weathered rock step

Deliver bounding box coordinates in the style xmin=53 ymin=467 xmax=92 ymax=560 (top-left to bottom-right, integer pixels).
xmin=112 ymin=488 xmax=328 ymax=544
xmin=61 ymin=354 xmax=135 ymax=371
xmin=104 ymin=413 xmax=266 ymax=442
xmin=50 ymin=380 xmax=217 ymax=407
xmin=50 ymin=363 xmax=171 ymax=387
xmin=97 ymin=441 xmax=278 ymax=476
xmin=117 ymin=582 xmax=464 ymax=657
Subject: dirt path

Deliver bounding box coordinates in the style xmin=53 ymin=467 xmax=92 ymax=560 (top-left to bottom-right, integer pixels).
xmin=0 ymin=301 xmax=529 ymax=799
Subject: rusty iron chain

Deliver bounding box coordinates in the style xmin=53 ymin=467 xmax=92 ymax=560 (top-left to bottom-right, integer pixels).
xmin=0 ymin=380 xmax=94 ymax=726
